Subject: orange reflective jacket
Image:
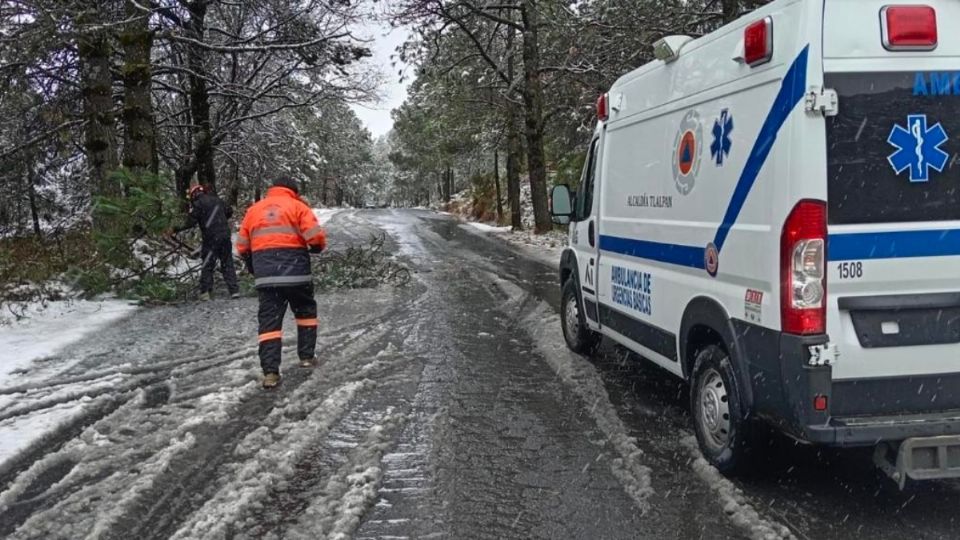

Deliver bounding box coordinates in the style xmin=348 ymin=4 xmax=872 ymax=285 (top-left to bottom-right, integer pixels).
xmin=237 ymin=186 xmax=327 ymax=288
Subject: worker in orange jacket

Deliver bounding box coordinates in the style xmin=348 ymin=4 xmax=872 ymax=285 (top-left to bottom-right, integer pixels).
xmin=237 ymin=176 xmax=327 ymax=389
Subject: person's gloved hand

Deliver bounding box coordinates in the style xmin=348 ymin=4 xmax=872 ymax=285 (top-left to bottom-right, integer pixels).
xmin=242 ymin=255 xmax=254 ymax=274
xmin=308 ymin=245 xmax=324 ymax=254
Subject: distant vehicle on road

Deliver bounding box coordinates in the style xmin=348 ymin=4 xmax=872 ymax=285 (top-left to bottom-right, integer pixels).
xmin=363 ymin=202 xmax=377 ymax=209
xmin=551 ymin=0 xmax=960 ymax=488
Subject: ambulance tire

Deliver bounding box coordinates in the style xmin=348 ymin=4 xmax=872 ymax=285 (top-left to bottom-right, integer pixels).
xmin=690 ymin=344 xmax=753 ymax=475
xmin=561 ymin=279 xmax=600 ymax=354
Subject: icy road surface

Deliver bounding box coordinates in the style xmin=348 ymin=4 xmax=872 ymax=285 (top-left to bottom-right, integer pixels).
xmin=0 ymin=209 xmax=958 ymax=539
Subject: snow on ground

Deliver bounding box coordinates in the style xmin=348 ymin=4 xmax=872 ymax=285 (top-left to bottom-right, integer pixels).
xmin=682 ymin=436 xmax=794 ymax=540
xmin=0 ymin=400 xmax=88 ymax=465
xmin=0 ymin=298 xmax=138 ymax=380
xmin=170 ymin=381 xmax=373 ymax=539
xmin=446 ymin=184 xmax=566 ymax=266
xmin=0 ymin=296 xmax=137 ymax=474
xmin=459 ymin=220 xmax=565 ymax=266
xmin=500 ymin=228 xmax=565 ymax=266
xmin=285 ymin=406 xmax=407 ymax=540
xmin=466 ymin=221 xmax=511 ymax=233
xmin=314 ymin=207 xmax=345 ymax=225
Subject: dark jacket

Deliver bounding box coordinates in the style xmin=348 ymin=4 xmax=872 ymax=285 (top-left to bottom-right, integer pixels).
xmin=237 ymin=186 xmax=327 ymax=288
xmin=177 ymin=192 xmax=233 ymax=242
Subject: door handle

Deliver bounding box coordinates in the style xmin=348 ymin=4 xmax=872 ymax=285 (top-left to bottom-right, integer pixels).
xmin=588 ymin=220 xmax=596 ymax=247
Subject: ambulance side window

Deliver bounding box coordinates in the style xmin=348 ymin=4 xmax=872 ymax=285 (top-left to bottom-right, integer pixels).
xmin=577 ymin=138 xmax=599 ymax=220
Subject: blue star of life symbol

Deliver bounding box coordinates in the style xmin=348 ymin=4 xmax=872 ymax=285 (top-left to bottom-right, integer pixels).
xmin=710 ymin=109 xmax=733 ymax=166
xmin=887 ymin=114 xmax=950 ymax=183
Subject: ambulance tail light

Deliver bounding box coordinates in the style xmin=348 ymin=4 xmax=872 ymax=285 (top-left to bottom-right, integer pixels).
xmin=781 ymin=200 xmax=827 ymax=335
xmin=882 ymin=5 xmax=937 ymax=51
xmin=744 ymin=17 xmax=773 ymax=67
xmin=597 ymin=93 xmax=609 ymax=122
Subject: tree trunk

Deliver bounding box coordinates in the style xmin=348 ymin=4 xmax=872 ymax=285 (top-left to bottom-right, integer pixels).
xmin=227 ymin=157 xmax=240 ymax=208
xmin=494 ymin=150 xmax=503 ymax=223
xmin=119 ymin=2 xmax=154 ymax=172
xmin=77 ymin=5 xmax=120 ymax=205
xmin=26 ymin=166 xmax=41 ymax=238
xmin=444 ymin=166 xmax=453 ymax=202
xmin=520 ymin=0 xmax=552 ymax=234
xmin=505 ymin=27 xmax=522 ymax=230
xmin=506 ymin=111 xmax=522 ymax=230
xmin=186 ymin=1 xmax=216 ymax=192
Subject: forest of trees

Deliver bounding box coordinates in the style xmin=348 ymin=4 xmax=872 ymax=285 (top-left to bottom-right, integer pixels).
xmin=0 ymin=0 xmax=382 ymax=240
xmin=0 ymin=0 xmax=771 ymax=302
xmin=386 ymin=0 xmax=769 ymax=232
xmin=0 ymin=0 xmax=398 ymax=303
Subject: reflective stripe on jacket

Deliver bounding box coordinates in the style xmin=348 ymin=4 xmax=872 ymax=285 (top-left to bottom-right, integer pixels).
xmin=176 ymin=192 xmax=233 ymax=241
xmin=237 ymin=186 xmax=327 ymax=288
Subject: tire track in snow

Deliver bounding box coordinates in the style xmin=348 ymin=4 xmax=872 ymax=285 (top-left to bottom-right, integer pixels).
xmin=169 ymin=380 xmax=374 ymax=539
xmin=84 ymin=433 xmax=198 ymax=539
xmin=0 ymin=284 xmax=418 ymax=494
xmin=286 ymin=406 xmax=407 ymax=540
xmin=237 ymin=285 xmax=428 ymax=538
xmin=106 ymin=323 xmax=395 ymax=540
xmin=0 ymin=384 xmax=219 ymax=539
xmin=488 ymin=275 xmax=655 ymax=513
xmin=0 ymin=394 xmax=129 ymax=508
xmin=489 ymin=274 xmax=792 ymax=539
xmin=0 ymin=328 xmax=361 ymax=537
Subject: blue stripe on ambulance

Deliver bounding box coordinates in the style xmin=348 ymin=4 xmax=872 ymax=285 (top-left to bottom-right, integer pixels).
xmin=829 ymin=229 xmax=960 ymax=261
xmin=597 ymin=236 xmax=706 ymax=269
xmin=600 ymin=45 xmax=810 ymax=267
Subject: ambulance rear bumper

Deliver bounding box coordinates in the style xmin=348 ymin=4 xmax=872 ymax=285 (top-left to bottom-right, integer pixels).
xmin=734 ymin=320 xmax=960 ymax=447
xmin=804 ymin=411 xmax=960 ymax=446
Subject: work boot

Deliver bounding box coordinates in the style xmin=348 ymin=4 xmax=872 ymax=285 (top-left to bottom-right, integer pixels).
xmin=299 ymin=357 xmax=316 ymax=368
xmin=230 ymin=292 xmax=240 ymax=299
xmin=262 ymin=372 xmax=281 ymax=389
xmin=199 ymin=292 xmax=211 ymax=301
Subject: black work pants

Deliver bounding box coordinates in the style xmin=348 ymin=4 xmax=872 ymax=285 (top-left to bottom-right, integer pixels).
xmin=257 ymin=284 xmax=318 ymax=374
xmin=200 ymin=237 xmax=239 ymax=295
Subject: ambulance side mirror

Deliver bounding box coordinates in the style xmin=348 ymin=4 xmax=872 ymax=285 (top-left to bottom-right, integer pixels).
xmin=550 ymin=184 xmax=574 ymax=225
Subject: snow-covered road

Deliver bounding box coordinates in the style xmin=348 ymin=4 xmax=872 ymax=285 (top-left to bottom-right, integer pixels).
xmin=0 ymin=209 xmax=957 ymax=539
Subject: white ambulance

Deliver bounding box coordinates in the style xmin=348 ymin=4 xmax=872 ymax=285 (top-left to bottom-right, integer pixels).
xmin=550 ymin=0 xmax=960 ymax=485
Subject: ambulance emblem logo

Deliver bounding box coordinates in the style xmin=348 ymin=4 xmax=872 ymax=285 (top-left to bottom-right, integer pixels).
xmin=672 ymin=110 xmax=703 ymax=195
xmin=710 ymin=110 xmax=734 ymax=166
xmin=887 ymin=114 xmax=950 ymax=183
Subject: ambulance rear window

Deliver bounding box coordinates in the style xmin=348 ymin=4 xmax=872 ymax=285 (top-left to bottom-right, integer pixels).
xmin=826 ymin=72 xmax=960 ymax=225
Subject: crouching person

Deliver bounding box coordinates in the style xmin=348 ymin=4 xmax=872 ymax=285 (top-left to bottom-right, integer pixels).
xmin=236 ymin=177 xmax=327 ymax=389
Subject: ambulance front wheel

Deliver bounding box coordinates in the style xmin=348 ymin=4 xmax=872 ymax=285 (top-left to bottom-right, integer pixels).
xmin=691 ymin=344 xmax=753 ymax=474
xmin=561 ymin=279 xmax=600 ymax=354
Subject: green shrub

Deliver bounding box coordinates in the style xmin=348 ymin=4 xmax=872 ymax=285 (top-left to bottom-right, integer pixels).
xmin=92 ymin=168 xmax=181 ymax=269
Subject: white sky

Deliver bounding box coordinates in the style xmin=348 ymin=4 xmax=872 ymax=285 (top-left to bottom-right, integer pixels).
xmin=351 ymin=21 xmax=411 ymax=139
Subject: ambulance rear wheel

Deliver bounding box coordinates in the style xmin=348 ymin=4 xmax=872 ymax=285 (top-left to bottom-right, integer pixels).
xmin=691 ymin=344 xmax=752 ymax=474
xmin=561 ymin=279 xmax=600 ymax=354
